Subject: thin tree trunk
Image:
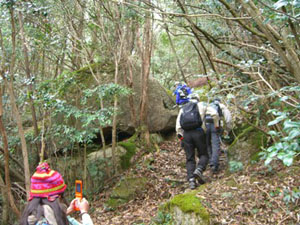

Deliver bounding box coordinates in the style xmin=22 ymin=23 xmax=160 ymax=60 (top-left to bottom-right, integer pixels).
xmin=0 ymin=86 xmax=21 ymax=218
xmin=18 ymin=12 xmax=38 ymax=137
xmin=165 ymin=24 xmax=187 ymax=83
xmin=0 ymin=147 xmax=24 ymax=171
xmin=281 ymin=6 xmax=300 ymax=50
xmin=8 ymin=7 xmax=31 ymax=198
xmin=5 ymin=79 xmax=31 ymax=198
xmin=83 ymin=143 xmax=87 ymax=188
xmin=0 ymin=160 xmax=24 ymax=182
xmin=18 ymin=11 xmax=40 ymax=163
xmin=239 ymin=0 xmax=300 ymax=82
xmin=0 ymin=174 xmax=9 ymax=224
xmin=111 ymin=57 xmax=119 ymax=173
xmin=139 ymin=1 xmax=152 ymax=147
xmin=191 ymin=40 xmax=207 ymax=75
xmin=126 ymin=62 xmax=137 ymax=128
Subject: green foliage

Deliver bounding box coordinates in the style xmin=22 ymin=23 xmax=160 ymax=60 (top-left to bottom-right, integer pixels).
xmin=229 ymin=160 xmax=244 ymax=173
xmin=151 ymin=211 xmax=173 ymax=225
xmin=251 ymin=85 xmax=300 ymax=167
xmin=260 ymin=110 xmax=300 ymax=166
xmin=35 ymin=77 xmax=131 ymax=151
xmin=282 ymin=187 xmax=300 ymax=205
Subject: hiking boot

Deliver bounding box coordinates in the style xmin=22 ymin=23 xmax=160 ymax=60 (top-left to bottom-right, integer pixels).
xmin=212 ymin=165 xmax=219 ymax=174
xmin=188 ymin=178 xmax=197 ymax=190
xmin=193 ymin=168 xmax=205 ymax=184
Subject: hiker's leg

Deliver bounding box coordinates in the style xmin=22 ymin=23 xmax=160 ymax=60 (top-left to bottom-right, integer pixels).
xmin=183 ymin=131 xmax=196 ymax=180
xmin=205 ymin=123 xmax=212 ymax=166
xmin=210 ymin=126 xmax=221 ymax=169
xmin=194 ymin=129 xmax=208 ymax=171
xmin=192 ymin=129 xmax=208 ymax=184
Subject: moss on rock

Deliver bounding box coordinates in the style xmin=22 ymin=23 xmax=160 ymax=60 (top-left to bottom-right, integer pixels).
xmin=228 ymin=125 xmax=267 ymax=165
xmin=106 ymin=176 xmax=147 ymax=209
xmin=118 ymin=141 xmax=136 ymax=170
xmin=162 ymin=191 xmax=210 ymax=225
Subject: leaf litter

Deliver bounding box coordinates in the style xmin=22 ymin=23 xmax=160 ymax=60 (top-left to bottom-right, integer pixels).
xmin=89 ymin=137 xmax=300 ymax=225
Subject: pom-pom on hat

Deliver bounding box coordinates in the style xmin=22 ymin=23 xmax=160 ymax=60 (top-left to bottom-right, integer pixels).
xmin=29 ymin=162 xmax=67 ymax=200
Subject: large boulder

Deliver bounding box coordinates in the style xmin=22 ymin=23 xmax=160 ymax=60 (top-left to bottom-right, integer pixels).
xmin=67 ymin=62 xmax=178 ymax=134
xmin=118 ymin=76 xmax=178 ymax=133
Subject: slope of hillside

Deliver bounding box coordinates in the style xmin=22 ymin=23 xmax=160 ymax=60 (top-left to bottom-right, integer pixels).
xmin=89 ymin=136 xmax=300 ymax=225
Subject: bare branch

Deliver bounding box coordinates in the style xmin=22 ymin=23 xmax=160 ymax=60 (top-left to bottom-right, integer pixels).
xmin=111 ymin=0 xmax=251 ymax=20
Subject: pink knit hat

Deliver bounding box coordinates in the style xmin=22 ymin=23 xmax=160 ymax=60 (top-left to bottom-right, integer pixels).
xmin=29 ymin=162 xmax=67 ymax=201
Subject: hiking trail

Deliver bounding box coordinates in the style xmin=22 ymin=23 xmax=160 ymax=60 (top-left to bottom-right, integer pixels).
xmin=87 ymin=135 xmax=299 ymax=224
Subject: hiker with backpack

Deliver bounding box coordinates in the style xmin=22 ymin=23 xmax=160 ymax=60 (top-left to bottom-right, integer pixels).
xmin=173 ymin=82 xmax=192 ymax=106
xmin=206 ymin=98 xmax=232 ymax=173
xmin=20 ymin=162 xmax=94 ymax=225
xmin=176 ymin=93 xmax=219 ymax=189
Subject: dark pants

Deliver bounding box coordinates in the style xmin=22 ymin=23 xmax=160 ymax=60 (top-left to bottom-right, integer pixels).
xmin=205 ymin=123 xmax=221 ymax=168
xmin=183 ymin=129 xmax=208 ymax=180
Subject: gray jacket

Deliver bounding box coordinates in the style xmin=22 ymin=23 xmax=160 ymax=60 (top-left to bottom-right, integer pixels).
xmin=27 ymin=205 xmax=94 ymax=225
xmin=176 ymin=101 xmax=219 ymax=135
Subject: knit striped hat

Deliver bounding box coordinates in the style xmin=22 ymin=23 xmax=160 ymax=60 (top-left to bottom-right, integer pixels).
xmin=29 ymin=162 xmax=67 ymax=200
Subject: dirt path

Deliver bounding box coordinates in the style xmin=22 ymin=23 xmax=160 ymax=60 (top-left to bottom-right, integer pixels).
xmin=89 ymin=138 xmax=300 ymax=225
xmin=90 ymin=138 xmax=228 ymax=224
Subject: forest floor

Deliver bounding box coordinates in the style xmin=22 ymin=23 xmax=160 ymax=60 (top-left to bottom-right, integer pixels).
xmin=90 ymin=136 xmax=300 ymax=225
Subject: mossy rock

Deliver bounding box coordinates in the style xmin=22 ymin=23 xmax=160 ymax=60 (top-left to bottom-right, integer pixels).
xmin=106 ymin=176 xmax=147 ymax=209
xmin=228 ymin=125 xmax=267 ymax=165
xmin=118 ymin=141 xmax=136 ymax=170
xmin=150 ymin=133 xmax=165 ymax=145
xmin=161 ymin=191 xmax=210 ymax=225
xmin=88 ymin=146 xmax=127 ymax=161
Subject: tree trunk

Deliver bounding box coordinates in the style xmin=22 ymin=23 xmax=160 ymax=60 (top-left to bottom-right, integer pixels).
xmin=0 ymin=86 xmax=21 ymax=218
xmin=0 ymin=174 xmax=9 ymax=224
xmin=18 ymin=11 xmax=40 ymax=164
xmin=7 ymin=7 xmax=31 ymax=198
xmin=0 ymin=160 xmax=24 ymax=183
xmin=139 ymin=1 xmax=152 ymax=147
xmin=165 ymin=24 xmax=187 ymax=83
xmin=126 ymin=62 xmax=137 ymax=128
xmin=111 ymin=57 xmax=119 ymax=173
xmin=83 ymin=143 xmax=87 ymax=189
xmin=239 ymin=0 xmax=300 ymax=82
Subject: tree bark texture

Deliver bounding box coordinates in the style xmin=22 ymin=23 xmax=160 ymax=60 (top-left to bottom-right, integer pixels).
xmin=0 ymin=86 xmax=21 ymax=218
xmin=139 ymin=2 xmax=152 ymax=147
xmin=8 ymin=7 xmax=31 ymax=198
xmin=238 ymin=0 xmax=300 ymax=82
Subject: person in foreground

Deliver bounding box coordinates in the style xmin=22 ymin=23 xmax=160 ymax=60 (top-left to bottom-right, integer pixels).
xmin=176 ymin=94 xmax=219 ymax=189
xmin=20 ymin=162 xmax=94 ymax=225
